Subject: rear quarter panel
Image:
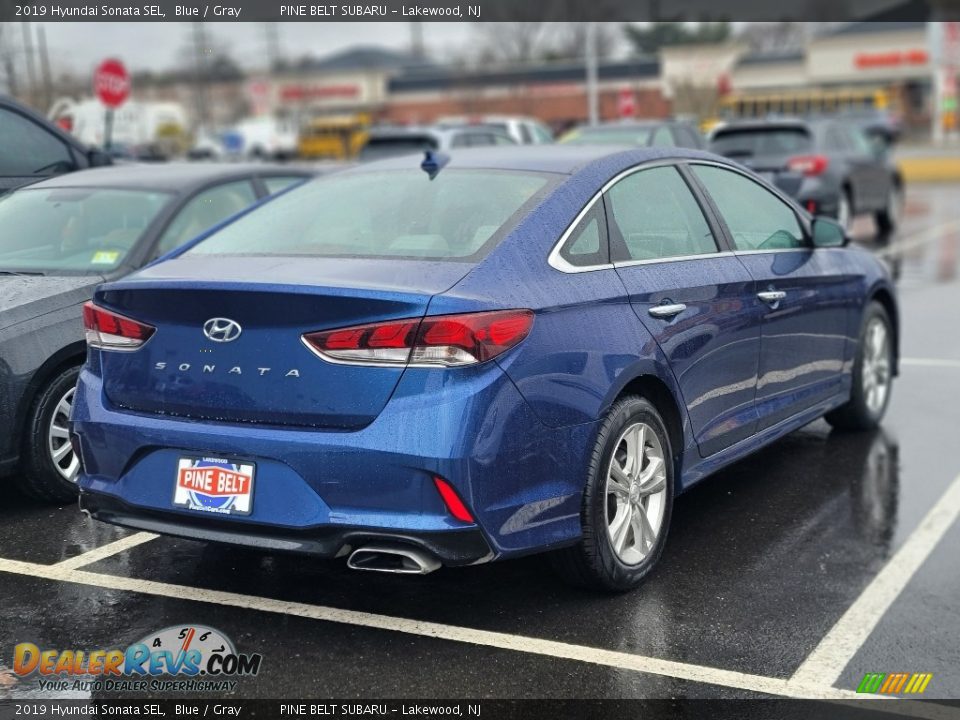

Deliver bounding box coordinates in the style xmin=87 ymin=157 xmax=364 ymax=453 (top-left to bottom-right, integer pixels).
xmin=432 ymin=167 xmax=691 ymax=437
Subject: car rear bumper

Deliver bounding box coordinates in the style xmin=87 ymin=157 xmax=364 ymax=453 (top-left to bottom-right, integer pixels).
xmin=72 ymin=361 xmax=594 ymax=562
xmin=79 ymin=490 xmax=493 ymax=565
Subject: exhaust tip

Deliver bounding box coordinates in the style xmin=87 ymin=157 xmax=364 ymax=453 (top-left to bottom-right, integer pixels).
xmin=347 ymin=544 xmax=441 ymax=575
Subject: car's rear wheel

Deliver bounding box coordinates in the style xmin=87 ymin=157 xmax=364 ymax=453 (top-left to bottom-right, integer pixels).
xmin=550 ymin=395 xmax=674 ymax=592
xmin=875 ymin=184 xmax=903 ymax=233
xmin=16 ymin=365 xmax=82 ymax=503
xmin=826 ymin=302 xmax=894 ymax=431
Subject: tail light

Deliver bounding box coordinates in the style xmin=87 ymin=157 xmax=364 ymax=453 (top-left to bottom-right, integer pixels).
xmin=787 ymin=155 xmax=829 ymax=176
xmin=433 ymin=476 xmax=475 ymax=523
xmin=82 ymin=301 xmax=155 ymax=351
xmin=302 ymin=309 xmax=534 ymax=368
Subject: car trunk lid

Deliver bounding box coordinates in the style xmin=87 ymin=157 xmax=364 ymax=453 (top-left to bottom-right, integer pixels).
xmin=95 ymin=256 xmax=471 ymax=429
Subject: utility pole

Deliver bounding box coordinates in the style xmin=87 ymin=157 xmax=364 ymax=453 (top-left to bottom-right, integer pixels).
xmin=190 ymin=22 xmax=210 ymax=129
xmin=264 ymin=23 xmax=281 ymax=72
xmin=0 ymin=24 xmax=14 ymax=97
xmin=410 ymin=21 xmax=424 ymax=60
xmin=37 ymin=25 xmax=53 ymax=111
xmin=585 ymin=21 xmax=599 ymax=126
xmin=21 ymin=21 xmax=37 ymax=106
xmin=931 ymin=20 xmax=960 ymax=145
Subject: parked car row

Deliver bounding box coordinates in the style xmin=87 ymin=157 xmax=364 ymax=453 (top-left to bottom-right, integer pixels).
xmin=0 ymin=163 xmax=313 ymax=498
xmin=1 ymin=100 xmax=899 ymax=592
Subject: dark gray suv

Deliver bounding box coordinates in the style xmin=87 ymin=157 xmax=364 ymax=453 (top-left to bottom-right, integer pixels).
xmin=709 ymin=118 xmax=903 ymax=232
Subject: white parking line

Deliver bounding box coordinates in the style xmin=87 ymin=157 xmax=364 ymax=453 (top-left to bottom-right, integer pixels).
xmin=900 ymin=358 xmax=960 ymax=370
xmin=875 ymin=219 xmax=960 ymax=259
xmin=0 ymin=555 xmax=848 ymax=701
xmin=0 ymin=557 xmax=956 ymax=717
xmin=52 ymin=531 xmax=157 ymax=571
xmin=792 ymin=471 xmax=960 ymax=688
xmin=0 ymin=542 xmax=956 ymax=713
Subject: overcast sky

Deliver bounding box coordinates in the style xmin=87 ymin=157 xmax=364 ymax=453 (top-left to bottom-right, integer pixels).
xmin=33 ymin=22 xmax=475 ymax=76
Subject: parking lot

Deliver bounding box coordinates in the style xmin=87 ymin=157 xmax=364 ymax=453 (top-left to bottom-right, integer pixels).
xmin=1 ymin=183 xmax=959 ymax=705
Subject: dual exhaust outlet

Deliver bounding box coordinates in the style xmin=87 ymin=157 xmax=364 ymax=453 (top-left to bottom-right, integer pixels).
xmin=346 ymin=544 xmax=441 ymax=575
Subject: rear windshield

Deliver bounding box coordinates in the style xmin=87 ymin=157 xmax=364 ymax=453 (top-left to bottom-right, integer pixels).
xmin=710 ymin=128 xmax=812 ymax=158
xmin=358 ymin=136 xmax=438 ymax=162
xmin=187 ymin=169 xmax=555 ymax=261
xmin=0 ymin=187 xmax=171 ymax=274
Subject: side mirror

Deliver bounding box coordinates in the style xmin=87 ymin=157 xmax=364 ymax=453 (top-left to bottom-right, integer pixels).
xmin=812 ymin=216 xmax=848 ymax=248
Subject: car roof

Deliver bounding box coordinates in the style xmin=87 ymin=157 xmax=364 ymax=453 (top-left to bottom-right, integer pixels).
xmin=20 ymin=162 xmax=314 ymax=193
xmin=1 ymin=94 xmax=92 ymax=153
xmin=574 ymin=121 xmax=664 ymax=131
xmin=367 ymin=126 xmax=507 ymax=140
xmin=344 ymin=145 xmax=723 ymax=176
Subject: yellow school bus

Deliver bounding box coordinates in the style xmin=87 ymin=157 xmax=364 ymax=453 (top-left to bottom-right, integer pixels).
xmin=298 ymin=113 xmax=371 ymax=160
xmin=716 ymin=88 xmax=893 ymax=121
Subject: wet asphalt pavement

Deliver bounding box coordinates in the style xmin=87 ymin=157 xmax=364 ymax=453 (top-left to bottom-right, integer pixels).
xmin=1 ymin=185 xmax=959 ymax=702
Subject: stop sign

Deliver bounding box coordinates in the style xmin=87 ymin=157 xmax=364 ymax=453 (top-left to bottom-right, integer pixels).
xmin=94 ymin=58 xmax=130 ymax=108
xmin=618 ymin=88 xmax=636 ymax=118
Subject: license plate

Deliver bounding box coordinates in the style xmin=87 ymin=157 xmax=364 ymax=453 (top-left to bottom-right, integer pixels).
xmin=173 ymin=457 xmax=255 ymax=516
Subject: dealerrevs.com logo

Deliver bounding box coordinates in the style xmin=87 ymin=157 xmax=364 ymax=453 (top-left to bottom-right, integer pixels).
xmin=13 ymin=624 xmax=262 ymax=693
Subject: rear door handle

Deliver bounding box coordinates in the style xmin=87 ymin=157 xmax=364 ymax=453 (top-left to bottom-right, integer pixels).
xmin=757 ymin=290 xmax=787 ymax=305
xmin=648 ymin=303 xmax=687 ymax=319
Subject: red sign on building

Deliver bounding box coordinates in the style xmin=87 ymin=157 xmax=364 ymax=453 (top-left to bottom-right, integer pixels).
xmin=618 ymin=88 xmax=636 ymax=118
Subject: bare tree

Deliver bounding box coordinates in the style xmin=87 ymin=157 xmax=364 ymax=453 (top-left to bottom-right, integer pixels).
xmin=472 ymin=23 xmax=549 ymax=65
xmin=550 ymin=23 xmax=619 ymax=61
xmin=0 ymin=23 xmax=18 ymax=96
xmin=470 ymin=21 xmax=621 ymax=66
xmin=736 ymin=23 xmax=806 ymax=55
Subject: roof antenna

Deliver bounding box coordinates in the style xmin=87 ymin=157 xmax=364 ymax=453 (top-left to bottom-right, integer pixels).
xmin=421 ymin=150 xmax=450 ymax=180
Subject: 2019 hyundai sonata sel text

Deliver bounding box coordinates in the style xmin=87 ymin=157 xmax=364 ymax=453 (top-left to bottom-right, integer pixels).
xmin=72 ymin=147 xmax=898 ymax=591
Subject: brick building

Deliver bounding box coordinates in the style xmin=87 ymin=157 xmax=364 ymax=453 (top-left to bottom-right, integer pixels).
xmin=383 ymin=59 xmax=669 ymax=131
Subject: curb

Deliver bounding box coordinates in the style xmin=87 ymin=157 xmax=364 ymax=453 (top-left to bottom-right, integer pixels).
xmin=896 ymin=157 xmax=960 ymax=183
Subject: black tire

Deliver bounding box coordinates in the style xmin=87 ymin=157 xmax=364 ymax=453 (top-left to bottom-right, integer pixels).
xmin=16 ymin=365 xmax=82 ymax=503
xmin=875 ymin=183 xmax=903 ymax=234
xmin=826 ymin=302 xmax=894 ymax=432
xmin=549 ymin=395 xmax=675 ymax=592
xmin=837 ymin=188 xmax=853 ymax=232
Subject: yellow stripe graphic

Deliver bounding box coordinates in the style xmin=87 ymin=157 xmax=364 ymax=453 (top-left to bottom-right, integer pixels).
xmin=904 ymin=674 xmax=920 ymax=693
xmin=918 ymin=673 xmax=933 ymax=693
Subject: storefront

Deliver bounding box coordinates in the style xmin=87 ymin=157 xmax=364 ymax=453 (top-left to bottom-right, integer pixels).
xmin=725 ymin=22 xmax=933 ymax=133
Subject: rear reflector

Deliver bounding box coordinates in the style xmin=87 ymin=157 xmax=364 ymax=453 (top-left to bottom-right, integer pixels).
xmin=433 ymin=477 xmax=475 ymax=523
xmin=787 ymin=154 xmax=829 ymax=176
xmin=302 ymin=309 xmax=534 ymax=367
xmin=82 ymin=301 xmax=155 ymax=351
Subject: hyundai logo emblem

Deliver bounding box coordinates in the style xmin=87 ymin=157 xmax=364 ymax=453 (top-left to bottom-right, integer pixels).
xmin=203 ymin=318 xmax=242 ymax=343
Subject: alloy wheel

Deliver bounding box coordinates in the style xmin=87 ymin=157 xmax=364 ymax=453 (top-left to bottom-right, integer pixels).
xmin=862 ymin=318 xmax=891 ymax=416
xmin=604 ymin=422 xmax=668 ymax=565
xmin=48 ymin=386 xmax=79 ymax=483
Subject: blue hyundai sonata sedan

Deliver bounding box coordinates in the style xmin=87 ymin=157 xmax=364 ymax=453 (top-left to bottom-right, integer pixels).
xmin=72 ymin=146 xmax=898 ymax=591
